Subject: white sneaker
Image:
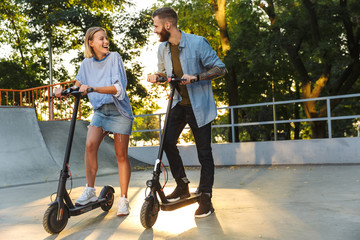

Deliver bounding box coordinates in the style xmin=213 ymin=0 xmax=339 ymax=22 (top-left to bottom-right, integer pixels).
xmin=117 ymin=195 xmax=130 ymax=216
xmin=75 ymin=185 xmax=98 ymax=206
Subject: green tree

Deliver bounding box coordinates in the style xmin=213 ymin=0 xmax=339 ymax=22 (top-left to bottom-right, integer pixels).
xmin=0 ymin=0 xmax=44 ymax=89
xmin=0 ymin=0 xmax=157 ymax=115
xmin=150 ymin=0 xmax=360 ymax=141
xmin=255 ymin=0 xmax=360 ymax=138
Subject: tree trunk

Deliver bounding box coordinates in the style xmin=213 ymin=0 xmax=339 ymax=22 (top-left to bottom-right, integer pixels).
xmin=301 ymin=84 xmax=326 ymax=138
xmin=310 ymin=121 xmax=327 ymax=138
xmin=212 ymin=0 xmax=240 ymax=141
xmin=212 ymin=0 xmax=230 ymax=53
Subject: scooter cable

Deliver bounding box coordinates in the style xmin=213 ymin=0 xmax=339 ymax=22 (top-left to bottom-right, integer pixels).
xmin=161 ymin=161 xmax=168 ymax=189
xmin=49 ymin=164 xmax=73 ymax=202
xmin=50 ymin=192 xmax=57 ymax=202
xmin=66 ymin=163 xmax=73 ymax=195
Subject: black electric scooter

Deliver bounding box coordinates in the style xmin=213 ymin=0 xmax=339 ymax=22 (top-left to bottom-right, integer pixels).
xmin=140 ymin=76 xmax=201 ymax=229
xmin=43 ymin=87 xmax=115 ymax=234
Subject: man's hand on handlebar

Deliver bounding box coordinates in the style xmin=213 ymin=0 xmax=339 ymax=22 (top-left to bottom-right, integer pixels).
xmin=147 ymin=73 xmax=197 ymax=85
xmin=180 ymin=74 xmax=197 ymax=85
xmin=147 ymin=74 xmax=163 ymax=85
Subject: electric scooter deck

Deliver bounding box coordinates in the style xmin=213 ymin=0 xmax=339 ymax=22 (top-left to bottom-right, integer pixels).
xmin=161 ymin=193 xmax=201 ymax=211
xmin=70 ymin=197 xmax=112 ymax=216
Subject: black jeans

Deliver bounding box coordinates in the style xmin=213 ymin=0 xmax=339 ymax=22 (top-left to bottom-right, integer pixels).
xmin=163 ymin=104 xmax=214 ymax=194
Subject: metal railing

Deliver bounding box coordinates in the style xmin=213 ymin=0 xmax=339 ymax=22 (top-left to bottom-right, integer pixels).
xmin=132 ymin=93 xmax=360 ymax=143
xmin=2 ymin=83 xmax=359 ymax=141
xmin=0 ymin=80 xmax=79 ymax=120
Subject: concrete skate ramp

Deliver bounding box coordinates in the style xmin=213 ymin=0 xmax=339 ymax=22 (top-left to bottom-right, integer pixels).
xmin=0 ymin=107 xmax=60 ymax=187
xmin=0 ymin=107 xmax=148 ymax=188
xmin=38 ymin=120 xmax=148 ymax=178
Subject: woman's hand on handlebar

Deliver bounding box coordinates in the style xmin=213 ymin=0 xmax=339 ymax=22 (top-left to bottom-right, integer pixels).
xmin=180 ymin=74 xmax=197 ymax=85
xmin=54 ymin=87 xmax=64 ymax=97
xmin=79 ymin=84 xmax=90 ymax=95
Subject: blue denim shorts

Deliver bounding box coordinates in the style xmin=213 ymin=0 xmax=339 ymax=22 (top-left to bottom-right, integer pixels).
xmin=90 ymin=103 xmax=133 ymax=135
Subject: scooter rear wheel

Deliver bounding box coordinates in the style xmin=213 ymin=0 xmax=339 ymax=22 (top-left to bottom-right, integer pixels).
xmin=43 ymin=203 xmax=69 ymax=234
xmin=140 ymin=196 xmax=159 ymax=228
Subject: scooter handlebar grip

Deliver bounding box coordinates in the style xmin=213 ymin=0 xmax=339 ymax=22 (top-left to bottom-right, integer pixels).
xmin=156 ymin=77 xmax=167 ymax=83
xmin=60 ymin=86 xmax=80 ymax=96
xmin=156 ymin=77 xmax=187 ymax=83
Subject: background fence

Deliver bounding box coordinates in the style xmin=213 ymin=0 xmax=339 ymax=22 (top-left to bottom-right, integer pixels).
xmin=2 ymin=83 xmax=359 ymax=144
xmin=0 ymin=80 xmax=84 ymax=121
xmin=131 ymin=93 xmax=360 ymax=146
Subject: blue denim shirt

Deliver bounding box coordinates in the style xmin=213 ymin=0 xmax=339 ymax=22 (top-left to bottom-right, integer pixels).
xmin=157 ymin=31 xmax=225 ymax=127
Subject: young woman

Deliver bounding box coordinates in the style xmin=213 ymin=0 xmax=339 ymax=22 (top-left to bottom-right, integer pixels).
xmin=55 ymin=27 xmax=133 ymax=216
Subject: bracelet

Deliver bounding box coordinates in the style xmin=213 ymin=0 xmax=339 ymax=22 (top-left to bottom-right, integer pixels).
xmin=196 ymin=74 xmax=200 ymax=82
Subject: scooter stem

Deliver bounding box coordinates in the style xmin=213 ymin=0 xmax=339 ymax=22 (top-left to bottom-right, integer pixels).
xmin=62 ymin=93 xmax=81 ymax=168
xmin=56 ymin=92 xmax=81 ymax=197
xmin=157 ymin=84 xmax=176 ymax=161
xmin=55 ymin=92 xmax=81 ymax=220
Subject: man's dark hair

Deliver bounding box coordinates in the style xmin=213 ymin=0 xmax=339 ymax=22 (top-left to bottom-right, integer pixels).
xmin=152 ymin=7 xmax=178 ymax=25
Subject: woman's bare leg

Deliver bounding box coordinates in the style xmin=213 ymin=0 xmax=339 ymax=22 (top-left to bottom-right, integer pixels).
xmin=85 ymin=126 xmax=107 ymax=187
xmin=114 ymin=133 xmax=131 ymax=197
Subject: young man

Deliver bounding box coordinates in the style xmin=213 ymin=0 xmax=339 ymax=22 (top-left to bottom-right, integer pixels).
xmin=147 ymin=7 xmax=226 ymax=218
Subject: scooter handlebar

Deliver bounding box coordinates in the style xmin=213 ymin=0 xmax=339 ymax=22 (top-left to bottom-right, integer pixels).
xmin=61 ymin=86 xmax=80 ymax=96
xmin=52 ymin=86 xmax=93 ymax=98
xmin=157 ymin=77 xmax=195 ymax=83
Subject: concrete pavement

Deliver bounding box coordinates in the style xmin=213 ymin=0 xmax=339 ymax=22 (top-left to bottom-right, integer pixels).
xmin=2 ymin=107 xmax=360 ymax=239
xmin=1 ymin=165 xmax=360 ymax=240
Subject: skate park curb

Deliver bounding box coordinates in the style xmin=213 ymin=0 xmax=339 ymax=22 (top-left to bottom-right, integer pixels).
xmin=129 ymin=137 xmax=360 ymax=166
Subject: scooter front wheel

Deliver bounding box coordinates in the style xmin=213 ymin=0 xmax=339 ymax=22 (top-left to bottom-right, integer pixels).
xmin=99 ymin=186 xmax=115 ymax=211
xmin=140 ymin=196 xmax=159 ymax=228
xmin=43 ymin=203 xmax=69 ymax=234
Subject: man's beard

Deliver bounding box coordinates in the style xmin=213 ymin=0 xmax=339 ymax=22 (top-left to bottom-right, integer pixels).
xmin=159 ymin=26 xmax=170 ymax=42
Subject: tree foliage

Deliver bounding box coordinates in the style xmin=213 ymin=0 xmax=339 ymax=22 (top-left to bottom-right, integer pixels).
xmin=149 ymin=0 xmax=360 ymax=141
xmin=254 ymin=0 xmax=360 ymax=138
xmin=0 ymin=0 xmax=157 ymax=116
